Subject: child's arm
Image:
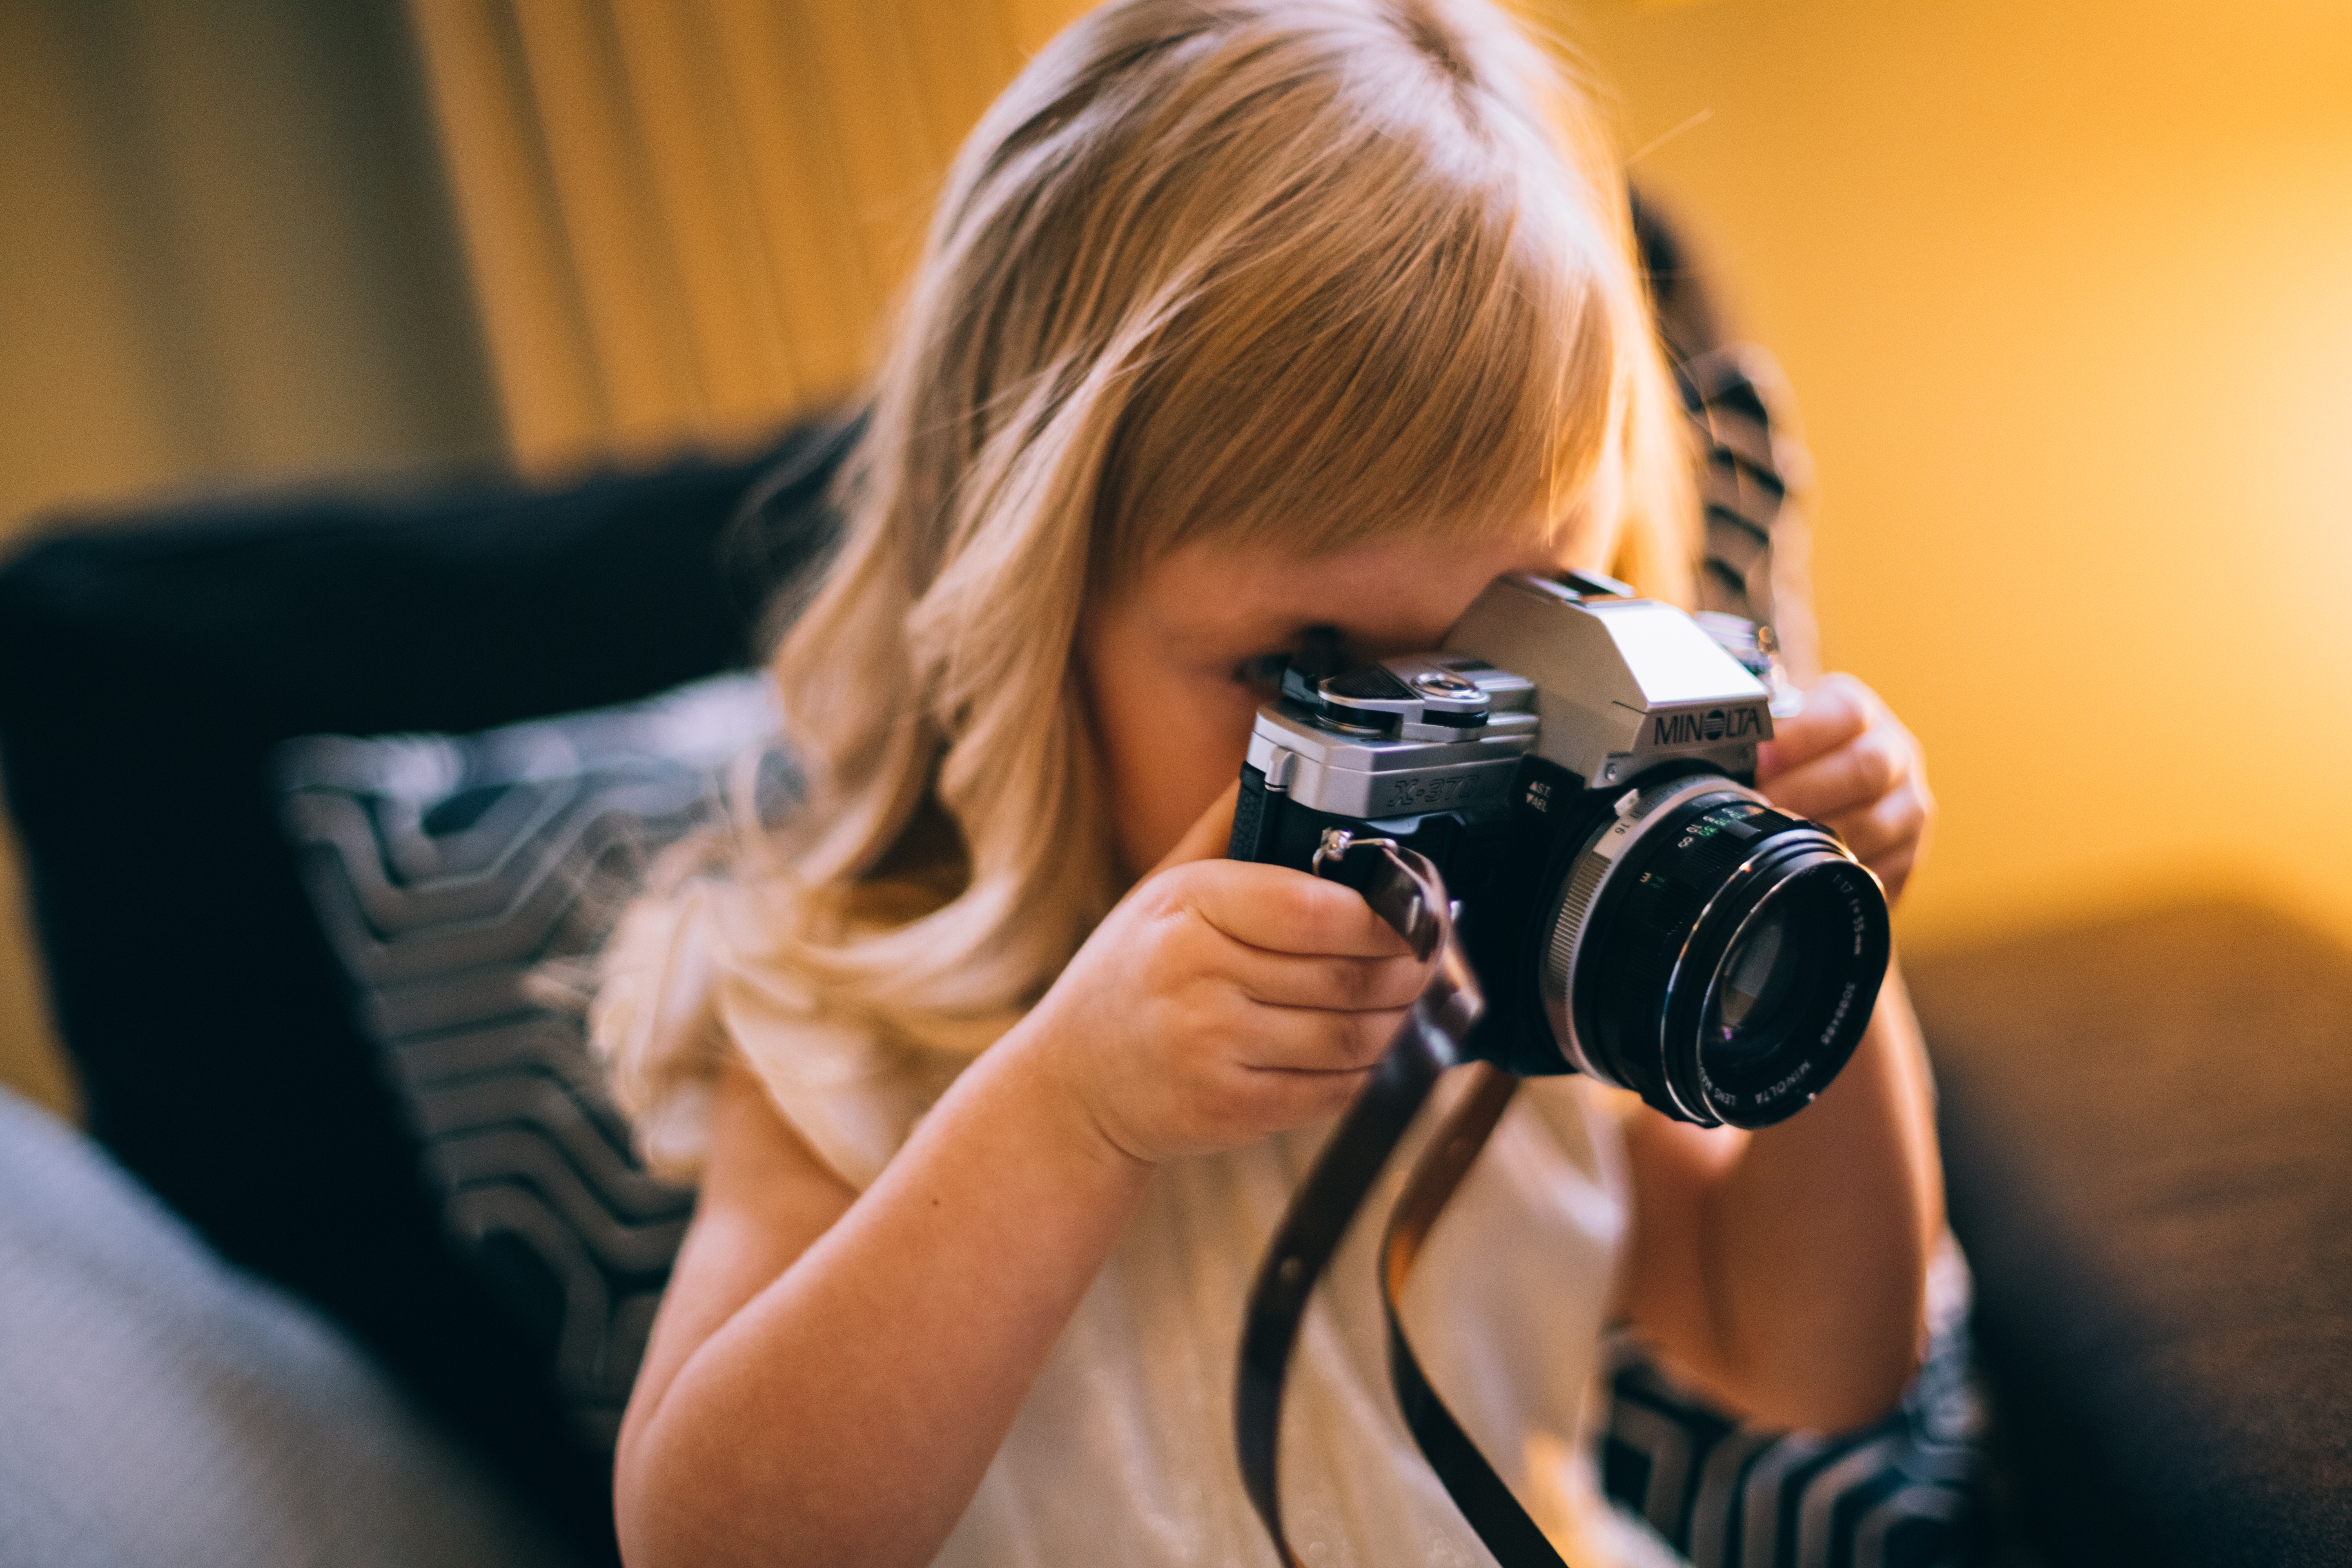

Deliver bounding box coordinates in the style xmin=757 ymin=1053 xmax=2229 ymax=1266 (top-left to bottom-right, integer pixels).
xmin=612 ymin=789 xmax=1433 ymax=1568
xmin=614 ymin=1044 xmax=1145 ymax=1568
xmin=1617 ymin=674 xmax=1945 ymax=1432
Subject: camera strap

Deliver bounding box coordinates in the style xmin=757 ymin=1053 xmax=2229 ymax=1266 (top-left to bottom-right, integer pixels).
xmin=1235 ymin=832 xmax=1577 ymax=1568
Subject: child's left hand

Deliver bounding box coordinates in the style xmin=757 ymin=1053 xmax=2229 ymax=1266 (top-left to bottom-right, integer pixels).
xmin=1754 ymin=673 xmax=1933 ymax=904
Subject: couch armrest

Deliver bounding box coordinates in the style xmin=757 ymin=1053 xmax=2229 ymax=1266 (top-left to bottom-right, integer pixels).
xmin=1910 ymin=903 xmax=2352 ymax=1567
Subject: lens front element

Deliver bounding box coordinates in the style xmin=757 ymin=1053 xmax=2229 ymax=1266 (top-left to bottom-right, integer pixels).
xmin=1539 ymin=773 xmax=1891 ymax=1128
xmin=1707 ymin=906 xmax=1797 ymax=1056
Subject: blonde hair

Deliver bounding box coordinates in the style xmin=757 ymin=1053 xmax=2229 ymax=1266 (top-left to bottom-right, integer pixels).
xmin=595 ymin=0 xmax=1696 ymax=1144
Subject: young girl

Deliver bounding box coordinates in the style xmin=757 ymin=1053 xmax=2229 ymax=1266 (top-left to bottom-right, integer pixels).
xmin=594 ymin=2 xmax=1942 ymax=1564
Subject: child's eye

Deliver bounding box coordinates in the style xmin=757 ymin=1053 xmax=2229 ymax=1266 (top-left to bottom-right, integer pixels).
xmin=1232 ymin=626 xmax=1345 ymax=692
xmin=1233 ymin=652 xmax=1290 ymax=690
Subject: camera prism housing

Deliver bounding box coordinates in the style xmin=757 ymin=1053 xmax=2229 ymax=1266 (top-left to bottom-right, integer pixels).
xmin=1228 ymin=574 xmax=1890 ymax=1129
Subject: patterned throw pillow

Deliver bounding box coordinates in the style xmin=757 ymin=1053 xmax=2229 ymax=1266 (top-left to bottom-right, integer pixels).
xmin=1598 ymin=1240 xmax=1981 ymax=1568
xmin=280 ymin=672 xmax=1979 ymax=1564
xmin=277 ymin=673 xmax=788 ymax=1448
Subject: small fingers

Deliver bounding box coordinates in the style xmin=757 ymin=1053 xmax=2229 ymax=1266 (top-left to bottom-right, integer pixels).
xmin=1757 ymin=673 xmax=1873 ymax=778
xmin=1824 ymin=778 xmax=1934 ymax=904
xmin=1226 ymin=946 xmax=1433 ymax=1013
xmin=1238 ymin=1002 xmax=1409 ymax=1076
xmin=1751 ymin=671 xmax=1933 ymax=907
xmin=1130 ymin=1044 xmax=1379 ymax=1160
xmin=1159 ymin=860 xmax=1416 ymax=959
xmin=1137 ymin=1002 xmax=1399 ymax=1152
xmin=1759 ymin=718 xmax=1910 ymax=824
xmin=1863 ymin=840 xmax=1920 ymax=905
xmin=1822 ymin=778 xmax=1924 ymax=862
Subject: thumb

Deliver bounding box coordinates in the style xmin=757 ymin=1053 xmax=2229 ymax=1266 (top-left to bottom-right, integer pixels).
xmin=1148 ymin=780 xmax=1242 ymax=876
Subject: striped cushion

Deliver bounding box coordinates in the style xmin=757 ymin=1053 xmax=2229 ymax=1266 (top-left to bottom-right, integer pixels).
xmin=1599 ymin=1240 xmax=1979 ymax=1568
xmin=278 ymin=673 xmax=784 ymax=1447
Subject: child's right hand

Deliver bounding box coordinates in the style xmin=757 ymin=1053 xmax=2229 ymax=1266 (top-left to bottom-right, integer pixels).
xmin=1018 ymin=783 xmax=1433 ymax=1167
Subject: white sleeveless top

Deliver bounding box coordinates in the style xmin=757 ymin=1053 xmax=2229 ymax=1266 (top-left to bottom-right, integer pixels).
xmin=713 ymin=973 xmax=1690 ymax=1568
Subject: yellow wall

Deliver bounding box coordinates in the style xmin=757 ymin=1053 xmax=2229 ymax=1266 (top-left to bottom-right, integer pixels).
xmin=1567 ymin=0 xmax=2352 ymax=952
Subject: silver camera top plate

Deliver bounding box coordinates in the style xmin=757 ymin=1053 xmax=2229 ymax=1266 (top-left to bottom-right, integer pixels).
xmin=1443 ymin=576 xmax=1773 ymax=787
xmin=1247 ymin=575 xmax=1774 ymax=818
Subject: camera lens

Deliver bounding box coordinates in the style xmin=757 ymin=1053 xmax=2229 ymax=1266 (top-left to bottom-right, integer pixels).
xmin=1706 ymin=906 xmax=1798 ymax=1057
xmin=1537 ymin=773 xmax=1890 ymax=1128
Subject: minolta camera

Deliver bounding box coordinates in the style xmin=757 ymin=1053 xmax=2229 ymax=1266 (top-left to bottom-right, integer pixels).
xmin=1228 ymin=572 xmax=1890 ymax=1128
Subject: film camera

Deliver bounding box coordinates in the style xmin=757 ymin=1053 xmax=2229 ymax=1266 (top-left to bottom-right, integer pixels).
xmin=1227 ymin=573 xmax=1890 ymax=1127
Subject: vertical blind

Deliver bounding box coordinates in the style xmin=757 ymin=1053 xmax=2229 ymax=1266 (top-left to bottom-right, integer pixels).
xmin=410 ymin=0 xmax=1088 ymax=472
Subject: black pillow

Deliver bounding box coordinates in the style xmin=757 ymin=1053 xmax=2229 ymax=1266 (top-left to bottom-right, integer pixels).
xmin=0 ymin=417 xmax=854 ymax=1560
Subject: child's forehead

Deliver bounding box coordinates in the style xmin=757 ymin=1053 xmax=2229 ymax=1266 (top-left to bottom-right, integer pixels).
xmin=1125 ymin=530 xmax=1564 ymax=655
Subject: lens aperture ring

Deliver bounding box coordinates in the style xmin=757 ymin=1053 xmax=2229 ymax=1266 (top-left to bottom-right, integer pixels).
xmin=1541 ymin=770 xmax=1892 ymax=1129
xmin=1540 ymin=773 xmax=1757 ymax=1098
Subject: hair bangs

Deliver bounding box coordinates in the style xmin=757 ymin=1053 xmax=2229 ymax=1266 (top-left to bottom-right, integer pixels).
xmin=1091 ymin=42 xmax=1627 ymax=584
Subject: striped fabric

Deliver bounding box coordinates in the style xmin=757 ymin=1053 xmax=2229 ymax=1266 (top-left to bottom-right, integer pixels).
xmin=1685 ymin=344 xmax=1808 ymax=631
xmin=278 ymin=673 xmax=787 ymax=1448
xmin=1599 ymin=1242 xmax=1980 ymax=1568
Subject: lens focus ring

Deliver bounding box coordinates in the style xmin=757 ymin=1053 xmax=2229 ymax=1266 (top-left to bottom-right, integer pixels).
xmin=1538 ymin=771 xmax=1890 ymax=1129
xmin=1540 ymin=774 xmax=1755 ymax=1094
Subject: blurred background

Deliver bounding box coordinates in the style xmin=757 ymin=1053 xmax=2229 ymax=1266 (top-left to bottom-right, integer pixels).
xmin=2 ymin=0 xmax=2347 ymax=1119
